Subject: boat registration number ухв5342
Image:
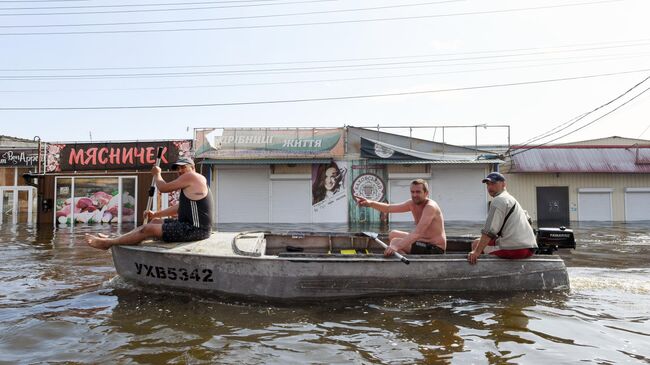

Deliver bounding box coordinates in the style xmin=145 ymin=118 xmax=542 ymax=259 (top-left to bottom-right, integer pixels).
xmin=134 ymin=262 xmax=214 ymax=282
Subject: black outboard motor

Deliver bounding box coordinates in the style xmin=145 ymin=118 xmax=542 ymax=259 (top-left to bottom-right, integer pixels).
xmin=535 ymin=226 xmax=576 ymax=254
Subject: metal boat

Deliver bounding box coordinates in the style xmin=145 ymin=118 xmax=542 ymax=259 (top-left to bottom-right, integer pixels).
xmin=110 ymin=229 xmax=574 ymax=301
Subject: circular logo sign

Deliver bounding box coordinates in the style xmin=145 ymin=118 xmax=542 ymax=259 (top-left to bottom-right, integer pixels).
xmin=374 ymin=143 xmax=394 ymax=158
xmin=352 ymin=173 xmax=385 ymax=201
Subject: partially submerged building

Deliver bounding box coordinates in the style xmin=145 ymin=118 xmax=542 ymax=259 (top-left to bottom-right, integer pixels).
xmin=0 ymin=135 xmax=40 ymax=224
xmin=503 ymin=136 xmax=650 ymax=224
xmin=194 ymin=126 xmax=502 ymax=225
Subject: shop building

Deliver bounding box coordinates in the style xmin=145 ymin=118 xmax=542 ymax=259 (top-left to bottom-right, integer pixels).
xmin=503 ymin=136 xmax=650 ymax=224
xmin=195 ymin=127 xmax=502 ymax=225
xmin=0 ymin=135 xmax=40 ymax=224
xmin=37 ymin=140 xmax=192 ymax=226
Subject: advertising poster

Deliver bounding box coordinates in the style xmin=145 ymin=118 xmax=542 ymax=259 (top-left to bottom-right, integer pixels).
xmin=348 ymin=161 xmax=389 ymax=225
xmin=312 ymin=161 xmax=348 ymax=223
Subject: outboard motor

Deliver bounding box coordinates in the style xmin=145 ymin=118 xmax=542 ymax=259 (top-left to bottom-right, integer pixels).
xmin=535 ymin=226 xmax=576 ymax=254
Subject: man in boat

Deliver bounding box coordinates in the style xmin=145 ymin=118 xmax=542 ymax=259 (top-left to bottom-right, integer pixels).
xmin=85 ymin=157 xmax=213 ymax=250
xmin=354 ymin=179 xmax=446 ymax=256
xmin=468 ymin=172 xmax=537 ymax=264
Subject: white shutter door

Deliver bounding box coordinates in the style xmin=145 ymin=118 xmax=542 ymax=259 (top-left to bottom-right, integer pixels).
xmin=625 ymin=189 xmax=650 ymax=221
xmin=431 ymin=168 xmax=486 ymax=221
xmin=271 ymin=179 xmax=311 ymax=223
xmin=578 ymin=190 xmax=612 ymax=221
xmin=217 ymin=169 xmax=270 ymax=223
xmin=388 ymin=180 xmax=414 ymax=223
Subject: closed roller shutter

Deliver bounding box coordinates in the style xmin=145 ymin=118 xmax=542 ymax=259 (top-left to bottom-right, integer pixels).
xmin=271 ymin=178 xmax=311 ymax=223
xmin=431 ymin=168 xmax=487 ymax=221
xmin=217 ymin=168 xmax=270 ymax=223
xmin=578 ymin=189 xmax=613 ymax=221
xmin=625 ymin=188 xmax=650 ymax=221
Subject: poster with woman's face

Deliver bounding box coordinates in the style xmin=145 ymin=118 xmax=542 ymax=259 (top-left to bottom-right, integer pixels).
xmin=312 ymin=161 xmax=348 ymax=223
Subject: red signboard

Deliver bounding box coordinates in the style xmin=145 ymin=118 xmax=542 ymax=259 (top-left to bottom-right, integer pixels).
xmin=46 ymin=140 xmax=192 ymax=172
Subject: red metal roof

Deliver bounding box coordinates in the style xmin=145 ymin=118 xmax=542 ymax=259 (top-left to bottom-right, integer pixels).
xmin=507 ymin=147 xmax=650 ymax=173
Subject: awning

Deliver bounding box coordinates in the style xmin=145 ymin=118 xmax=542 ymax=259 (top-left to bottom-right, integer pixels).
xmin=361 ymin=137 xmax=501 ymax=163
xmin=198 ymin=159 xmax=332 ymax=165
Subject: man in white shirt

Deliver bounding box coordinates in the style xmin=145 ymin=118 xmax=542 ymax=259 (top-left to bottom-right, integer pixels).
xmin=468 ymin=172 xmax=537 ymax=264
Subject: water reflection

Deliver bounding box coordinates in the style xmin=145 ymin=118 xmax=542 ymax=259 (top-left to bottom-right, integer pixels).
xmin=0 ymin=222 xmax=649 ymax=364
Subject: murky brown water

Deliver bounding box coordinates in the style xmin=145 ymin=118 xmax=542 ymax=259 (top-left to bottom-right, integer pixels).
xmin=1 ymin=222 xmax=649 ymax=364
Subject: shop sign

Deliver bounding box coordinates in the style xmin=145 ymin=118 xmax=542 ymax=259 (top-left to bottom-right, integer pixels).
xmin=0 ymin=149 xmax=39 ymax=167
xmin=46 ymin=140 xmax=192 ymax=172
xmin=195 ymin=128 xmax=344 ymax=159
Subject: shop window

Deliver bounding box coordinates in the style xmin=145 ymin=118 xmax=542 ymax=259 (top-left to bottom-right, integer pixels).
xmin=55 ymin=178 xmax=72 ymax=225
xmin=54 ymin=176 xmax=137 ymax=225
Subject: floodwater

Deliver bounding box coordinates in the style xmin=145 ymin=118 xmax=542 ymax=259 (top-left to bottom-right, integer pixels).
xmin=0 ymin=222 xmax=649 ymax=364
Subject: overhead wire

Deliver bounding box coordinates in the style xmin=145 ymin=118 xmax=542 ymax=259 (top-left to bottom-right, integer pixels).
xmin=0 ymin=0 xmax=624 ymax=35
xmin=0 ymin=67 xmax=648 ymax=110
xmin=3 ymin=37 xmax=650 ymax=72
xmin=510 ymin=75 xmax=650 ymax=155
xmin=0 ymin=0 xmax=317 ymax=8
xmin=0 ymin=1 xmax=463 ymax=28
xmin=0 ymin=0 xmax=338 ymax=15
xmin=2 ymin=55 xmax=647 ymax=93
xmin=2 ymin=50 xmax=648 ymax=80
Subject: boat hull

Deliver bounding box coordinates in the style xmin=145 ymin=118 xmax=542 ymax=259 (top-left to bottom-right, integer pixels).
xmin=111 ymin=233 xmax=569 ymax=300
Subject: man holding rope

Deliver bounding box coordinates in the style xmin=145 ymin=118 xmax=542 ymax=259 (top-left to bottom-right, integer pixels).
xmin=86 ymin=157 xmax=213 ymax=250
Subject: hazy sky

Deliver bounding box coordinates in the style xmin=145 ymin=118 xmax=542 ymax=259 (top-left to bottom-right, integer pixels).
xmin=1 ymin=0 xmax=649 ymax=146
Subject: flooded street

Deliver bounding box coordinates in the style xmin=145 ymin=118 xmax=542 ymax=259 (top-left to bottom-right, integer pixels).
xmin=1 ymin=222 xmax=649 ymax=364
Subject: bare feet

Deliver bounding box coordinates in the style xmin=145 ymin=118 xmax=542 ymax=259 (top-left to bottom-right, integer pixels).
xmin=85 ymin=234 xmax=113 ymax=250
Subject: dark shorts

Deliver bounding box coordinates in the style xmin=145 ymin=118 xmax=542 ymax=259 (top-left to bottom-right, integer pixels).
xmin=487 ymin=238 xmax=535 ymax=259
xmin=162 ymin=218 xmax=211 ymax=243
xmin=410 ymin=241 xmax=445 ymax=254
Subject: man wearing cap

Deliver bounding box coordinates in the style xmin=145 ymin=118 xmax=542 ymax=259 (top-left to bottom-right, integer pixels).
xmin=86 ymin=157 xmax=213 ymax=249
xmin=467 ymin=172 xmax=537 ymax=264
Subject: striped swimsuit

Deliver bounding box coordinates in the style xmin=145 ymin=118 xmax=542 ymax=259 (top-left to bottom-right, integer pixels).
xmin=162 ymin=190 xmax=213 ymax=242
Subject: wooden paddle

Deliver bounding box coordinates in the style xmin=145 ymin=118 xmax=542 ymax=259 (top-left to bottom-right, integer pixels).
xmin=143 ymin=147 xmax=164 ymax=225
xmin=362 ymin=232 xmax=410 ymax=265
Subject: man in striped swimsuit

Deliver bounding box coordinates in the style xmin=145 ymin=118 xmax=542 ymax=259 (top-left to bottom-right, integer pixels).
xmin=86 ymin=157 xmax=213 ymax=250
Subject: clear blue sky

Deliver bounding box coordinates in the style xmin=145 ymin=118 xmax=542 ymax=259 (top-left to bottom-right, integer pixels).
xmin=1 ymin=0 xmax=649 ymax=146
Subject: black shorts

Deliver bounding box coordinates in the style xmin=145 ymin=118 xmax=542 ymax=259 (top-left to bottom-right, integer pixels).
xmin=162 ymin=219 xmax=211 ymax=243
xmin=410 ymin=241 xmax=445 ymax=255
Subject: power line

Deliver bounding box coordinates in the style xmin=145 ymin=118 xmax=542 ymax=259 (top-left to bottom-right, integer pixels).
xmin=0 ymin=0 xmax=337 ymax=15
xmin=511 ymin=86 xmax=650 ymax=155
xmin=2 ymin=56 xmax=646 ymax=93
xmin=1 ymin=68 xmax=647 ymax=111
xmin=515 ymin=75 xmax=650 ymax=148
xmin=0 ymin=1 xmax=462 ymax=28
xmin=638 ymin=123 xmax=650 ymax=139
xmin=511 ymin=75 xmax=650 ymax=155
xmin=0 ymin=0 xmax=309 ymax=8
xmin=3 ymin=37 xmax=650 ymax=72
xmin=0 ymin=0 xmax=624 ymax=35
xmin=2 ymin=50 xmax=648 ymax=80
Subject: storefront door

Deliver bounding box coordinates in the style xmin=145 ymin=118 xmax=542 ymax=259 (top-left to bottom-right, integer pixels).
xmin=0 ymin=186 xmax=36 ymax=224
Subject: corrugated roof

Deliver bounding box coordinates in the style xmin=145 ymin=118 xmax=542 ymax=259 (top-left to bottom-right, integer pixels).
xmin=507 ymin=147 xmax=650 ymax=173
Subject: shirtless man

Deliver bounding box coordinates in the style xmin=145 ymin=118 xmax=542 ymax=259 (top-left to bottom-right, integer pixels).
xmin=354 ymin=179 xmax=446 ymax=256
xmin=85 ymin=157 xmax=213 ymax=250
